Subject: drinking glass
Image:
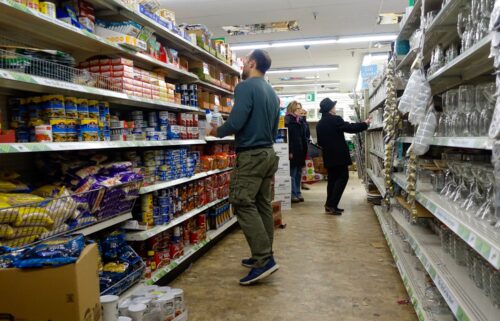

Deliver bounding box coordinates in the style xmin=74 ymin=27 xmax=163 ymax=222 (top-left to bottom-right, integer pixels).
xmin=446 ymin=89 xmax=459 ymax=136
xmin=479 ymin=82 xmax=496 ymax=136
xmin=463 ymin=164 xmax=485 ymax=212
xmin=477 ymin=166 xmax=496 ymax=223
xmin=451 ymin=163 xmax=471 ymax=205
xmin=458 ymin=85 xmax=475 ymax=136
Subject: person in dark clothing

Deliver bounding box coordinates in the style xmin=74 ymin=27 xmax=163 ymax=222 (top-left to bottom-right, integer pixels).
xmin=285 ymin=101 xmax=308 ymax=203
xmin=316 ymin=98 xmax=370 ymax=215
xmin=299 ymin=108 xmax=312 ymax=191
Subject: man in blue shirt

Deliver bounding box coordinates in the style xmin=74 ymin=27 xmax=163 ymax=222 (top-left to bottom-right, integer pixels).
xmin=210 ymin=49 xmax=280 ymax=285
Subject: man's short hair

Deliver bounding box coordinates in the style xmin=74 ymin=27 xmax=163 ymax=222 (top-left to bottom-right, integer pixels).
xmin=249 ymin=49 xmax=272 ymax=74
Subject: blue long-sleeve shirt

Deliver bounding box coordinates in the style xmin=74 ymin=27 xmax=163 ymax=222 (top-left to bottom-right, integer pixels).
xmin=217 ymin=77 xmax=280 ymax=149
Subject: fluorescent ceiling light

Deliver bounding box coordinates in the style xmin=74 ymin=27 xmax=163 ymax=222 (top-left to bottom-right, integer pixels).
xmin=272 ymin=82 xmax=340 ymax=88
xmin=267 ymin=66 xmax=339 ymax=74
xmin=231 ymin=34 xmax=396 ymax=51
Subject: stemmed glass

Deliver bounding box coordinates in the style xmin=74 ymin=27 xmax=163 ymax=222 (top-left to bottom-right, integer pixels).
xmin=451 ymin=163 xmax=472 ymax=208
xmin=468 ymin=84 xmax=485 ymax=137
xmin=463 ymin=164 xmax=485 ymax=212
xmin=479 ymin=82 xmax=496 ymax=136
xmin=476 ymin=166 xmax=496 ymax=223
xmin=437 ymin=92 xmax=448 ymax=136
xmin=447 ymin=89 xmax=459 ymax=136
xmin=457 ymin=8 xmax=469 ymax=53
xmin=443 ymin=161 xmax=461 ymax=200
xmin=457 ymin=85 xmax=475 ymax=136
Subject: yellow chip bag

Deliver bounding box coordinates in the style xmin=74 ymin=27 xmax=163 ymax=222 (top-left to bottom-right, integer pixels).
xmin=0 ymin=201 xmax=19 ymax=224
xmin=0 ymin=235 xmax=38 ymax=248
xmin=11 ymin=226 xmax=48 ymax=239
xmin=0 ymin=224 xmax=14 ymax=238
xmin=14 ymin=207 xmax=53 ymax=227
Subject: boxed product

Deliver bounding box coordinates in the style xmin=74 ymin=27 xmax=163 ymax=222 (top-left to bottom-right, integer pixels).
xmin=275 ymin=159 xmax=291 ymax=177
xmin=274 ymin=193 xmax=291 ymax=210
xmin=274 ymin=177 xmax=292 ymax=195
xmin=273 ymin=143 xmax=289 ymax=159
xmin=0 ymin=243 xmax=101 ymax=321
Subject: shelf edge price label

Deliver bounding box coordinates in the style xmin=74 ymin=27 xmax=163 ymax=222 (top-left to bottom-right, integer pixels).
xmin=11 ymin=143 xmax=30 ymax=152
xmin=434 ymin=276 xmax=459 ymax=316
xmin=0 ymin=70 xmax=14 ymax=80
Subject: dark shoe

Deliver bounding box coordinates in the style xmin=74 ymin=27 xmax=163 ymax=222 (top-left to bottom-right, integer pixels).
xmin=291 ymin=197 xmax=301 ymax=203
xmin=302 ymin=185 xmax=310 ymax=190
xmin=334 ymin=208 xmax=345 ymax=212
xmin=239 ymin=258 xmax=280 ymax=285
xmin=325 ymin=206 xmax=342 ymax=215
xmin=241 ymin=258 xmax=256 ymax=268
xmin=298 ymin=196 xmax=304 ymax=202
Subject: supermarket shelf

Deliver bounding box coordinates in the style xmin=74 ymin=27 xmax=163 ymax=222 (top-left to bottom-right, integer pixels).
xmin=369 ymin=76 xmax=386 ymax=99
xmin=367 ymin=124 xmax=383 ymax=131
xmin=396 ymin=137 xmax=493 ymax=150
xmin=398 ymin=0 xmax=422 ymax=41
xmin=423 ymin=0 xmax=463 ymax=65
xmin=145 ymin=216 xmax=238 ymax=285
xmin=0 ymin=70 xmax=202 ymax=113
xmin=91 ymin=0 xmax=240 ymax=75
xmin=196 ymin=80 xmax=234 ymax=96
xmin=397 ymin=48 xmax=418 ymax=71
xmin=0 ymin=139 xmax=206 ymax=154
xmin=367 ymin=169 xmax=386 ymax=197
xmin=369 ymin=96 xmax=386 ymax=113
xmin=78 ymin=212 xmax=133 ymax=236
xmin=125 ymin=197 xmax=230 ymax=241
xmin=387 ymin=206 xmax=500 ymax=321
xmin=369 ymin=149 xmax=384 ymax=159
xmin=0 ymin=0 xmax=199 ymax=82
xmin=392 ymin=172 xmax=409 ymax=191
xmin=373 ymin=206 xmax=454 ymax=321
xmin=139 ymin=168 xmax=233 ymax=194
xmin=205 ymin=136 xmax=235 ymax=142
xmin=392 ymin=173 xmax=500 ymax=270
xmin=428 ymin=34 xmax=494 ymax=95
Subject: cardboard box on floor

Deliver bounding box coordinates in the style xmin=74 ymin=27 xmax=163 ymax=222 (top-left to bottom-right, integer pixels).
xmin=0 ymin=244 xmax=102 ymax=321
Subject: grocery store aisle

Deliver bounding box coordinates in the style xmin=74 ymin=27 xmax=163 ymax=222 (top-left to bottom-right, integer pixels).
xmin=171 ymin=173 xmax=418 ymax=321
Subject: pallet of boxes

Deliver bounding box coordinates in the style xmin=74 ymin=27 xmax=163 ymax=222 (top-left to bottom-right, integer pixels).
xmin=272 ymin=128 xmax=291 ymax=228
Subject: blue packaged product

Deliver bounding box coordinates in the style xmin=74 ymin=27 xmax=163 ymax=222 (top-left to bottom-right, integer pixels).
xmin=14 ymin=234 xmax=85 ymax=268
xmin=77 ymin=99 xmax=89 ymax=119
xmin=88 ymin=100 xmax=100 ymax=119
xmin=16 ymin=127 xmax=30 ymax=143
xmin=65 ymin=97 xmax=78 ymax=119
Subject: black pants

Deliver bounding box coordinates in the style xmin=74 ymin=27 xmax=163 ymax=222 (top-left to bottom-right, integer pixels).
xmin=326 ymin=165 xmax=349 ymax=208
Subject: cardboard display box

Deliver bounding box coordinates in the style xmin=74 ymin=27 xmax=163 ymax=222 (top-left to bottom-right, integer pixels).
xmin=0 ymin=244 xmax=102 ymax=321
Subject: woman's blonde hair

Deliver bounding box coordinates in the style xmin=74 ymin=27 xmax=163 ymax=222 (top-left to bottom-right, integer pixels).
xmin=286 ymin=101 xmax=302 ymax=114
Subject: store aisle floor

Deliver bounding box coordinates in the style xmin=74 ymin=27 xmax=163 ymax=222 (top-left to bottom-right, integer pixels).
xmin=171 ymin=173 xmax=418 ymax=321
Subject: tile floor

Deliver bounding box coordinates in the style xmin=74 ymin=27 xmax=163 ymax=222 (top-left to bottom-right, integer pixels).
xmin=171 ymin=173 xmax=418 ymax=321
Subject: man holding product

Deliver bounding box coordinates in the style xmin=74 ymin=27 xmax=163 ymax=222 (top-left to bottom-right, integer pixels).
xmin=209 ymin=49 xmax=280 ymax=285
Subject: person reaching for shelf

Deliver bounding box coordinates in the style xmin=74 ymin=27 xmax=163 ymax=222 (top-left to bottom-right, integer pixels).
xmin=316 ymin=98 xmax=371 ymax=215
xmin=208 ymin=49 xmax=280 ymax=285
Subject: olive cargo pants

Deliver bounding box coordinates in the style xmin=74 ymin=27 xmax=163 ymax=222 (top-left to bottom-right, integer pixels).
xmin=230 ymin=148 xmax=279 ymax=268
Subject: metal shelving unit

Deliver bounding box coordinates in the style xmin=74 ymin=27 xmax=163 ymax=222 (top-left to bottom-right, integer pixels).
xmin=369 ymin=149 xmax=384 ymax=159
xmin=428 ymin=34 xmax=494 ymax=94
xmin=79 ymin=212 xmax=133 ymax=236
xmin=86 ymin=0 xmax=240 ymax=76
xmin=144 ymin=216 xmax=238 ymax=285
xmin=397 ymin=49 xmax=418 ymax=71
xmin=0 ymin=70 xmax=202 ymax=113
xmin=373 ymin=206 xmax=455 ymax=321
xmin=398 ymin=0 xmax=422 ymax=41
xmin=397 ymin=137 xmax=494 ymax=150
xmin=205 ymin=136 xmax=235 ymax=142
xmin=393 ymin=173 xmax=500 ymax=270
xmin=367 ymin=169 xmax=386 ymax=197
xmin=125 ymin=197 xmax=229 ymax=241
xmin=139 ymin=168 xmax=233 ymax=194
xmin=0 ymin=0 xmax=199 ymax=81
xmin=387 ymin=206 xmax=500 ymax=321
xmin=196 ymin=80 xmax=235 ymax=96
xmin=0 ymin=139 xmax=207 ymax=154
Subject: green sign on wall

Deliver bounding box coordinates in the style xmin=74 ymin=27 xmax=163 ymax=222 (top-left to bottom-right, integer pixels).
xmin=305 ymin=92 xmax=316 ymax=102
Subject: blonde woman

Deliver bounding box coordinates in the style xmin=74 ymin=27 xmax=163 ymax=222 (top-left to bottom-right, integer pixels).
xmin=285 ymin=101 xmax=308 ymax=203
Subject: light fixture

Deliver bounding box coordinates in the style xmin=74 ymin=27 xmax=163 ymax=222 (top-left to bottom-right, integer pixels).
xmin=267 ymin=65 xmax=339 ymax=74
xmin=272 ymin=82 xmax=340 ymax=88
xmin=231 ymin=33 xmax=397 ymax=51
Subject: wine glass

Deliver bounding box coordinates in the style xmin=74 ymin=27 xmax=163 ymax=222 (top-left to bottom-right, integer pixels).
xmin=479 ymin=82 xmax=496 ymax=136
xmin=457 ymin=85 xmax=475 ymax=136
xmin=451 ymin=163 xmax=471 ymax=206
xmin=476 ymin=166 xmax=496 ymax=223
xmin=445 ymin=161 xmax=462 ymax=200
xmin=469 ymin=84 xmax=486 ymax=137
xmin=446 ymin=89 xmax=459 ymax=136
xmin=463 ymin=164 xmax=485 ymax=213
